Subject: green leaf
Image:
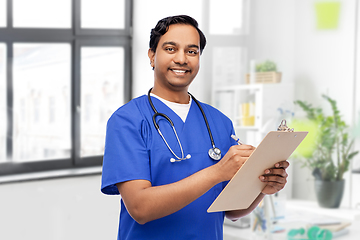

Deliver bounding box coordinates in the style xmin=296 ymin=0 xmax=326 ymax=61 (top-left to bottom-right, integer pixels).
xmin=255 ymin=60 xmax=277 ymax=72
xmin=293 ymin=94 xmax=358 ymax=180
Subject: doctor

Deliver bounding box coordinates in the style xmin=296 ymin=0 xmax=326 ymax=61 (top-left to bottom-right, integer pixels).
xmin=101 ymin=15 xmax=289 ymax=240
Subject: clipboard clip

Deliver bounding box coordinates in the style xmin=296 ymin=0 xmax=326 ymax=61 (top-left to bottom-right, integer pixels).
xmin=277 ymin=119 xmax=294 ymax=132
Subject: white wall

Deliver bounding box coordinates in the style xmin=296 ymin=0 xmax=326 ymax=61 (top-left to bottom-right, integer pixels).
xmin=0 ymin=175 xmax=120 ymax=240
xmin=294 ymin=0 xmax=356 ymax=122
xmin=249 ymin=0 xmax=297 ymax=203
xmin=250 ymin=0 xmax=360 ymax=207
xmin=292 ymin=0 xmax=358 ymax=206
xmin=351 ymin=0 xmax=360 ymax=208
xmin=250 ymin=0 xmax=295 ymax=86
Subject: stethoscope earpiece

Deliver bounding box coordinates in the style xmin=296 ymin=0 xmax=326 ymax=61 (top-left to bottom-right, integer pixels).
xmin=148 ymin=88 xmax=221 ymax=162
xmin=170 ymin=154 xmax=191 ymax=163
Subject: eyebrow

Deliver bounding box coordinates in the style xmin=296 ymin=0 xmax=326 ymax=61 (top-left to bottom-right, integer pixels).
xmin=162 ymin=41 xmax=199 ymax=50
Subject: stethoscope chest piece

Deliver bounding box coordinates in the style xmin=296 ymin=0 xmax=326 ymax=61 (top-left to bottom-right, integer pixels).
xmin=208 ymin=147 xmax=221 ymax=160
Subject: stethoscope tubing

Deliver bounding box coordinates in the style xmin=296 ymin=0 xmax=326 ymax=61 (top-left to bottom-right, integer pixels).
xmin=188 ymin=92 xmax=216 ymax=149
xmin=147 ymin=88 xmax=220 ymax=161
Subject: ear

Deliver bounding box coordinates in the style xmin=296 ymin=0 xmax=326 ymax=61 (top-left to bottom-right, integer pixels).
xmin=148 ymin=49 xmax=155 ymax=68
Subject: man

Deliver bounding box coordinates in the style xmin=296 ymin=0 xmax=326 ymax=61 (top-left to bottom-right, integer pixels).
xmin=101 ymin=15 xmax=289 ymax=240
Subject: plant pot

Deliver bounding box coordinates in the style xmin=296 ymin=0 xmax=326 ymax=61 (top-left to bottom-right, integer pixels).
xmin=245 ymin=72 xmax=282 ymax=84
xmin=314 ymin=179 xmax=345 ymax=208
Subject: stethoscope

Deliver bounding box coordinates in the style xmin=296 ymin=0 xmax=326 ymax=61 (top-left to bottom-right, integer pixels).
xmin=148 ymin=88 xmax=221 ymax=162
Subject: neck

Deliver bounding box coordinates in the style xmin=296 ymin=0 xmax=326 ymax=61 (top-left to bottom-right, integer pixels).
xmin=151 ymin=86 xmax=190 ymax=104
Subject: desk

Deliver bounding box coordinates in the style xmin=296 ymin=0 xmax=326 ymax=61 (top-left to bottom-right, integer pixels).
xmin=223 ymin=200 xmax=360 ymax=240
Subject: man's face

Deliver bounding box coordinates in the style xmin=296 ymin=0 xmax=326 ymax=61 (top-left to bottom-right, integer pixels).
xmin=148 ymin=24 xmax=200 ymax=92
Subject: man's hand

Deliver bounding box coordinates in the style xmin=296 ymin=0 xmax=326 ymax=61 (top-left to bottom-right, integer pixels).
xmin=215 ymin=144 xmax=256 ymax=182
xmin=226 ymin=160 xmax=289 ymax=221
xmin=259 ymin=160 xmax=289 ymax=195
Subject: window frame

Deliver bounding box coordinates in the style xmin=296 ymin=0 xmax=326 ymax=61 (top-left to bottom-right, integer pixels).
xmin=75 ymin=0 xmax=132 ymax=36
xmin=0 ymin=0 xmax=132 ymax=177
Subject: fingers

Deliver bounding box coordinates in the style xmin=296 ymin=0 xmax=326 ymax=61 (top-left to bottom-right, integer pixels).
xmin=225 ymin=145 xmax=255 ymax=167
xmin=260 ymin=173 xmax=287 ymax=194
xmin=230 ymin=144 xmax=255 ymax=157
xmin=274 ymin=160 xmax=290 ymax=169
xmin=217 ymin=145 xmax=256 ymax=182
xmin=260 ymin=160 xmax=289 ymax=180
xmin=259 ymin=174 xmax=287 ymax=184
xmin=263 ymin=168 xmax=288 ymax=178
xmin=234 ymin=144 xmax=256 ymax=150
xmin=260 ymin=165 xmax=288 ymax=183
xmin=259 ymin=160 xmax=289 ymax=194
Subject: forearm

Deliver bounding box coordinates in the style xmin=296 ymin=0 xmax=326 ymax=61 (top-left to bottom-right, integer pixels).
xmin=225 ymin=193 xmax=265 ymax=221
xmin=118 ymin=163 xmax=222 ymax=224
xmin=118 ymin=144 xmax=255 ymax=224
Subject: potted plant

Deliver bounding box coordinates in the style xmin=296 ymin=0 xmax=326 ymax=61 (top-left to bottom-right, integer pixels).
xmin=246 ymin=60 xmax=282 ymax=84
xmin=293 ymin=94 xmax=359 ymax=208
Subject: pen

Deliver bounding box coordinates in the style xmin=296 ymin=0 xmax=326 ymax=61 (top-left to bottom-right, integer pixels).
xmin=231 ymin=134 xmax=244 ymax=145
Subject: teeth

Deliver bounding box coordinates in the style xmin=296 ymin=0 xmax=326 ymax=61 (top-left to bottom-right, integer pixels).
xmin=172 ymin=70 xmax=186 ymax=73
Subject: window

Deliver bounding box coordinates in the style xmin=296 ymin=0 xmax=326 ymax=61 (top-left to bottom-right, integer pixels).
xmin=13 ymin=43 xmax=71 ymax=162
xmin=0 ymin=43 xmax=5 ymax=163
xmin=0 ymin=0 xmax=6 ymax=27
xmin=0 ymin=0 xmax=132 ymax=176
xmin=209 ymin=0 xmax=244 ymax=35
xmin=81 ymin=0 xmax=125 ymax=29
xmin=80 ymin=47 xmax=124 ymax=157
xmin=13 ymin=0 xmax=71 ymax=28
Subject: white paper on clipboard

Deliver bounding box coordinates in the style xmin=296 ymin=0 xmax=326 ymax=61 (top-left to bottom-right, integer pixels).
xmin=207 ymin=131 xmax=308 ymax=213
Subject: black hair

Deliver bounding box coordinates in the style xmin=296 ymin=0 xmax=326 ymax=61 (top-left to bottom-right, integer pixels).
xmin=149 ymin=15 xmax=206 ymax=54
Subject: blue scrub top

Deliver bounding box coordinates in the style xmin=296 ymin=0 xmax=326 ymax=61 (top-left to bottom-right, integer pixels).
xmin=101 ymin=95 xmax=236 ymax=240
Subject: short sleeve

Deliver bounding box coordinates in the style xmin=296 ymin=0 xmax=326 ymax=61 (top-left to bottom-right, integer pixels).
xmin=101 ymin=103 xmax=151 ymax=195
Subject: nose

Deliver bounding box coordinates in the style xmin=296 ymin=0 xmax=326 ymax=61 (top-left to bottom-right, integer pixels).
xmin=173 ymin=51 xmax=188 ymax=65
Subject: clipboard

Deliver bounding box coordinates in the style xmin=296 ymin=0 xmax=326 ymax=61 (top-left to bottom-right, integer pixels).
xmin=207 ymin=120 xmax=308 ymax=213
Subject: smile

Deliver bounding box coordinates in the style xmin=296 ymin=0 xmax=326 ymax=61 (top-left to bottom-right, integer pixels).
xmin=170 ymin=69 xmax=189 ymax=75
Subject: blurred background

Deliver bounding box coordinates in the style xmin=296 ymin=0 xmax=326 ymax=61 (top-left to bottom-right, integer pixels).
xmin=1 ymin=0 xmax=360 ymax=239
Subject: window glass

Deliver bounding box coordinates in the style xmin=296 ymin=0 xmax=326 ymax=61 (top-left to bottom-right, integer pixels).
xmin=81 ymin=0 xmax=125 ymax=29
xmin=13 ymin=43 xmax=71 ymax=162
xmin=0 ymin=43 xmax=5 ymax=162
xmin=80 ymin=47 xmax=124 ymax=157
xmin=209 ymin=0 xmax=243 ymax=35
xmin=13 ymin=0 xmax=71 ymax=28
xmin=0 ymin=0 xmax=6 ymax=27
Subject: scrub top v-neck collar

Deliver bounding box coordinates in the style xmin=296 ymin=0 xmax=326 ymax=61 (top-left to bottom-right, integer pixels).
xmin=150 ymin=93 xmax=192 ymax=123
xmin=148 ymin=94 xmax=196 ymax=130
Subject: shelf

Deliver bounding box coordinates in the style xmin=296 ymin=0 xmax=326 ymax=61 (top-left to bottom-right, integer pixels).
xmin=234 ymin=125 xmax=259 ymax=131
xmin=216 ymin=84 xmax=261 ymax=91
xmin=286 ymin=199 xmax=360 ymax=221
xmin=212 ymin=83 xmax=293 ymax=146
xmin=215 ymin=83 xmax=284 ymax=91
